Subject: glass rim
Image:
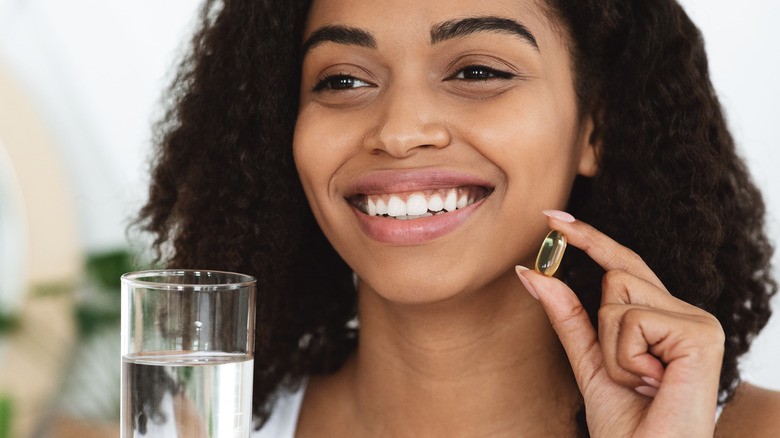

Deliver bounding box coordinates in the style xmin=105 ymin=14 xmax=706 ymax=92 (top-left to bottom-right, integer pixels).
xmin=121 ymin=269 xmax=256 ymax=289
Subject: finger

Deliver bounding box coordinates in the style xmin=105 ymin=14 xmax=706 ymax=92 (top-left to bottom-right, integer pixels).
xmin=620 ymin=307 xmax=724 ymax=371
xmin=617 ymin=308 xmax=675 ymax=381
xmin=619 ymin=307 xmax=724 ymax=433
xmin=598 ymin=270 xmax=707 ymax=390
xmin=516 ymin=266 xmax=603 ymax=394
xmin=601 ymin=269 xmax=693 ymax=315
xmin=542 ymin=210 xmax=666 ymax=292
xmin=599 ymin=303 xmax=666 ymax=388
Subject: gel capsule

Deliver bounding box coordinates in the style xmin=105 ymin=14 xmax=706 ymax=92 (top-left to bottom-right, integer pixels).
xmin=535 ymin=230 xmax=567 ymax=276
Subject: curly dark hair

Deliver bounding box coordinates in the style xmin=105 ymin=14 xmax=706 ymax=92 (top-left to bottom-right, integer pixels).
xmin=135 ymin=0 xmax=776 ymax=434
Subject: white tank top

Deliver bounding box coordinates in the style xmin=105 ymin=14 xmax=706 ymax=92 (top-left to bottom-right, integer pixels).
xmin=252 ymin=379 xmax=307 ymax=438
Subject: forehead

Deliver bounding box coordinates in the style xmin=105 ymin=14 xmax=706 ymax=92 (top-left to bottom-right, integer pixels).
xmin=303 ymin=0 xmax=562 ymax=48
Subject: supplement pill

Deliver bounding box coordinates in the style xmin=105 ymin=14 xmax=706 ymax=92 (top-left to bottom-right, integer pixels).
xmin=535 ymin=230 xmax=567 ymax=276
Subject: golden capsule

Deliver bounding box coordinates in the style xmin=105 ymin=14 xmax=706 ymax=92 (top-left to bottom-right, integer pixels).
xmin=535 ymin=230 xmax=567 ymax=276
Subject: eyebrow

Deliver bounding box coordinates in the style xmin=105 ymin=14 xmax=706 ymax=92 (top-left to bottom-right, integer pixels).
xmin=431 ymin=16 xmax=538 ymax=50
xmin=301 ymin=25 xmax=377 ymax=56
xmin=301 ymin=16 xmax=538 ymax=57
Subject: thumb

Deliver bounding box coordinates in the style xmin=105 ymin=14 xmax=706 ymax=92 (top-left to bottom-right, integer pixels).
xmin=515 ymin=266 xmax=603 ymax=394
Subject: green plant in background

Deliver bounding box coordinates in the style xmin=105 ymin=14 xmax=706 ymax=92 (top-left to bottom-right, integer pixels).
xmin=0 ymin=248 xmax=154 ymax=435
xmin=54 ymin=248 xmax=152 ymax=424
xmin=0 ymin=394 xmax=12 ymax=438
xmin=86 ymin=249 xmax=135 ymax=290
xmin=0 ymin=293 xmax=21 ymax=338
xmin=0 ymin=313 xmax=19 ymax=336
xmin=74 ymin=249 xmax=131 ymax=338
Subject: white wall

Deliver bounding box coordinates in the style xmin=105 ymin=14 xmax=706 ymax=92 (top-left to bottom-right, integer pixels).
xmin=0 ymin=0 xmax=777 ymax=388
xmin=679 ymin=0 xmax=780 ymax=389
xmin=0 ymin=0 xmax=201 ymax=252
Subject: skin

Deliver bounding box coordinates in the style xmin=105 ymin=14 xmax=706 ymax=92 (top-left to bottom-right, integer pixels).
xmin=292 ymin=0 xmax=780 ymax=436
xmin=520 ymin=214 xmax=723 ymax=437
xmin=295 ymin=0 xmax=596 ymax=303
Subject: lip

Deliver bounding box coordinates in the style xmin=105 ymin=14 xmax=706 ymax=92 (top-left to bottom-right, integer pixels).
xmin=346 ymin=169 xmax=493 ymax=196
xmin=345 ymin=169 xmax=494 ymax=245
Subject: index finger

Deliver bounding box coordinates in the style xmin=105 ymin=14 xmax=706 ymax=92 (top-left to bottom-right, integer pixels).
xmin=542 ymin=210 xmax=667 ymax=292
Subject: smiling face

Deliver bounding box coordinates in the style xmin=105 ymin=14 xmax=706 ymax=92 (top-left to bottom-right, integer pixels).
xmin=294 ymin=0 xmax=597 ymax=304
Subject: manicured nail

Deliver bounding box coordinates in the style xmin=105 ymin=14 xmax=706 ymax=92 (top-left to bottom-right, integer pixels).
xmin=515 ymin=266 xmax=539 ymax=300
xmin=641 ymin=376 xmax=661 ymax=388
xmin=542 ymin=210 xmax=576 ymax=223
xmin=634 ymin=385 xmax=658 ymax=398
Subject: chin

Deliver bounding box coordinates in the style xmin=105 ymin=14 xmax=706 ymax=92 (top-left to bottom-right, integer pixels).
xmin=356 ymin=262 xmax=510 ymax=308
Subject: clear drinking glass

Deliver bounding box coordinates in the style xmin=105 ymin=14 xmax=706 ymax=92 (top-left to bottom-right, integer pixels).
xmin=120 ymin=270 xmax=256 ymax=438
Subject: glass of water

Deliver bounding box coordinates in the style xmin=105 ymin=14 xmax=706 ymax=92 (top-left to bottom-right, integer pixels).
xmin=120 ymin=270 xmax=256 ymax=438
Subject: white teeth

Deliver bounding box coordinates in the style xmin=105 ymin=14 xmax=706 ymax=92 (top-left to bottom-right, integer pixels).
xmin=387 ymin=195 xmax=406 ymax=216
xmin=406 ymin=194 xmax=428 ymax=216
xmin=360 ymin=186 xmax=487 ymax=218
xmin=457 ymin=192 xmax=468 ymax=209
xmin=428 ymin=193 xmax=444 ymax=212
xmin=376 ymin=198 xmax=388 ymax=215
xmin=444 ymin=190 xmax=457 ymax=212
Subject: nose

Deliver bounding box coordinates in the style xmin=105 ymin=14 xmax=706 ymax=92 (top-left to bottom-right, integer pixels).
xmin=363 ymin=85 xmax=451 ymax=158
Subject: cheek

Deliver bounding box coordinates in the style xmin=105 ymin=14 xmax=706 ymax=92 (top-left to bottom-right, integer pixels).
xmin=460 ymin=89 xmax=583 ymax=189
xmin=293 ymin=106 xmax=367 ymax=245
xmin=294 ymin=107 xmax=354 ymax=197
xmin=293 ymin=109 xmax=332 ymax=224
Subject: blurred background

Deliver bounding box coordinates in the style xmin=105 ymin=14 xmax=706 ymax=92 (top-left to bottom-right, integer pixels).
xmin=0 ymin=0 xmax=778 ymax=437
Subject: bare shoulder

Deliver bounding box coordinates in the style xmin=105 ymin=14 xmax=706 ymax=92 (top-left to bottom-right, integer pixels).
xmin=715 ymin=382 xmax=780 ymax=437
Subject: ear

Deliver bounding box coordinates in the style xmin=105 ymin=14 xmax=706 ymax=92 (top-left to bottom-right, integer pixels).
xmin=576 ymin=111 xmax=600 ymax=177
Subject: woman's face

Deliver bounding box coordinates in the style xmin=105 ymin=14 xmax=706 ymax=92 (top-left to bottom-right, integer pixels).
xmin=294 ymin=0 xmax=597 ymax=304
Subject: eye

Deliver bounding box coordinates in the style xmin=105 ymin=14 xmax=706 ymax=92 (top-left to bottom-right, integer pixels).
xmin=450 ymin=65 xmax=516 ymax=81
xmin=313 ymin=74 xmax=374 ymax=92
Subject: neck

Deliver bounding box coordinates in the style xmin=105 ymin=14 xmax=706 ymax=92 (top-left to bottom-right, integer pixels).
xmin=336 ymin=270 xmax=581 ymax=437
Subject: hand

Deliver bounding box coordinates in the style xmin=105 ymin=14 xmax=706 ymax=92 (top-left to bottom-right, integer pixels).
xmin=516 ymin=210 xmax=725 ymax=437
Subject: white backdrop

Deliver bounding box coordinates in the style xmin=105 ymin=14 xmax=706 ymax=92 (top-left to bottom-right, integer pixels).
xmin=0 ymin=0 xmax=778 ymax=388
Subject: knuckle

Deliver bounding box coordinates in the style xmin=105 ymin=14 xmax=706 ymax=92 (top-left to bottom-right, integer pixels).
xmin=685 ymin=312 xmax=726 ymax=348
xmin=626 ymin=251 xmax=646 ymax=270
xmin=601 ymin=270 xmax=631 ymax=291
xmin=600 ymin=271 xmax=631 ymax=303
xmin=597 ymin=303 xmax=621 ymax=326
xmin=701 ymin=315 xmax=726 ymax=347
xmin=621 ymin=307 xmax=644 ymax=326
xmin=601 ymin=269 xmax=624 ymax=286
xmin=552 ymin=302 xmax=589 ymax=335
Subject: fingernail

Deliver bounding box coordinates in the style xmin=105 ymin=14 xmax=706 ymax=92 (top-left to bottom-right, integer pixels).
xmin=634 ymin=385 xmax=659 ymax=398
xmin=542 ymin=210 xmax=576 ymax=223
xmin=515 ymin=265 xmax=539 ymax=300
xmin=641 ymin=376 xmax=661 ymax=388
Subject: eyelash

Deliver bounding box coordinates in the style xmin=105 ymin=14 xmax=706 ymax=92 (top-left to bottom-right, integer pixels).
xmin=312 ymin=65 xmax=516 ymax=92
xmin=449 ymin=65 xmax=516 ymax=81
xmin=312 ymin=74 xmax=374 ymax=92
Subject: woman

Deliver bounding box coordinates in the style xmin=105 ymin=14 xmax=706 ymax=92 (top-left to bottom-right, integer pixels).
xmin=138 ymin=0 xmax=780 ymax=435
